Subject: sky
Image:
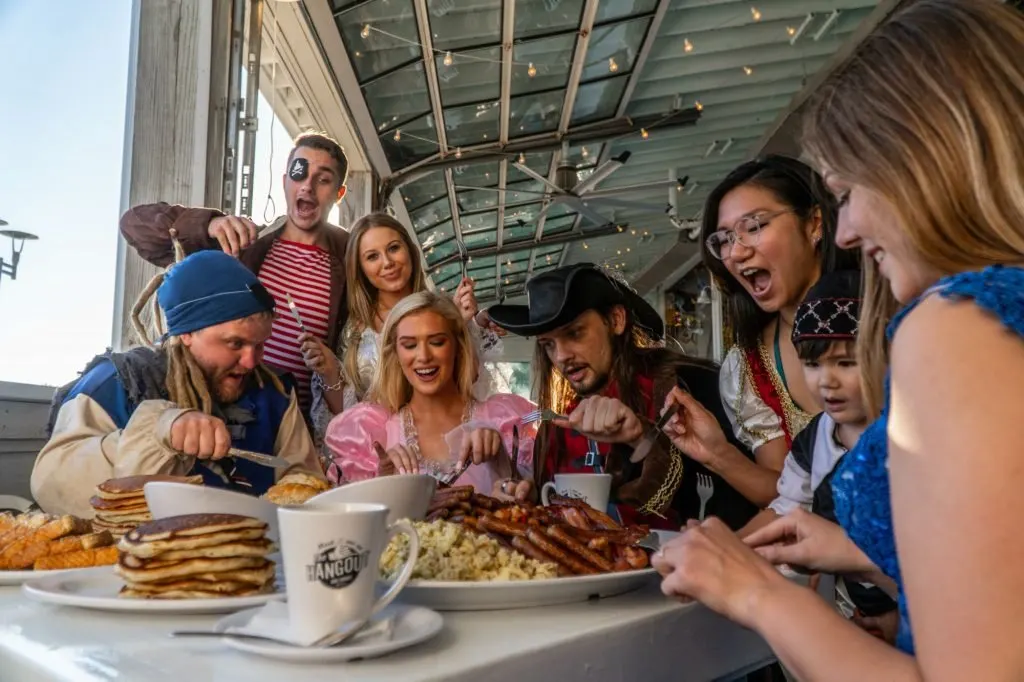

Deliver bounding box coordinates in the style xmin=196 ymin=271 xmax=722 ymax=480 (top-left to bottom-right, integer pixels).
xmin=0 ymin=1 xmax=296 ymax=387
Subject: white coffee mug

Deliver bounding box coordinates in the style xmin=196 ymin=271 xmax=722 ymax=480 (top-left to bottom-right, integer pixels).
xmin=540 ymin=473 xmax=612 ymax=511
xmin=277 ymin=502 xmax=419 ymax=645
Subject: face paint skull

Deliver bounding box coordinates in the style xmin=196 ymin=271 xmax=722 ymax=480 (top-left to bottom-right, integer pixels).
xmin=288 ymin=157 xmax=309 ymax=182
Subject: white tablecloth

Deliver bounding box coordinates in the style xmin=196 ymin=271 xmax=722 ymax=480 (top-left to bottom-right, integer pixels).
xmin=0 ymin=580 xmax=775 ymax=682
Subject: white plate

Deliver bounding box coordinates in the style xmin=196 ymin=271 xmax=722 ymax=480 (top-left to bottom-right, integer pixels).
xmin=0 ymin=568 xmax=84 ymax=587
xmin=22 ymin=566 xmax=284 ymax=614
xmin=216 ymin=604 xmax=443 ymax=663
xmin=396 ymin=530 xmax=677 ymax=611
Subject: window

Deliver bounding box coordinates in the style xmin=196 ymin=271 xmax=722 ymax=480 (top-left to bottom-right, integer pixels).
xmin=487 ymin=362 xmax=533 ymax=401
xmin=0 ymin=3 xmax=132 ymax=386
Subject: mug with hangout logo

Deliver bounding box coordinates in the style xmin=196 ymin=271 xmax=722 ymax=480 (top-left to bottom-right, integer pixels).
xmin=277 ymin=502 xmax=420 ymax=645
xmin=540 ymin=473 xmax=612 ymax=512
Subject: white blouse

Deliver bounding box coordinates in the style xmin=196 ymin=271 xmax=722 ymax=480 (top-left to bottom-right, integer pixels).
xmin=720 ymin=345 xmax=796 ymax=452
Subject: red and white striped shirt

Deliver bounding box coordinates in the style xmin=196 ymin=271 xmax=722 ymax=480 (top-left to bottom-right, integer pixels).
xmin=258 ymin=239 xmax=333 ymax=411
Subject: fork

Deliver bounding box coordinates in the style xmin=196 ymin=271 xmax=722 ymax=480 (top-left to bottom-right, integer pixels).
xmin=696 ymin=473 xmax=714 ymax=521
xmin=520 ymin=408 xmax=565 ymax=425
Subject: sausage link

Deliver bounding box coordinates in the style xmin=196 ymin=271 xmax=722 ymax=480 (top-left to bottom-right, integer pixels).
xmin=478 ymin=515 xmax=529 ymax=537
xmin=433 ymin=486 xmax=474 ymax=498
xmin=547 ymin=525 xmax=615 ymax=572
xmin=526 ymin=528 xmax=597 ymax=575
xmin=426 ymin=508 xmax=450 ymax=522
xmin=510 ymin=536 xmax=561 ymax=570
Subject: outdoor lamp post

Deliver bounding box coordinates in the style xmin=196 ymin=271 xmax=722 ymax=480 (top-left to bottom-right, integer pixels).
xmin=0 ymin=219 xmax=40 ymax=291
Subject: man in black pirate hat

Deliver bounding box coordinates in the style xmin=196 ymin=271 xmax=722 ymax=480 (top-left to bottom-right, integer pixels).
xmin=487 ymin=263 xmax=758 ymax=530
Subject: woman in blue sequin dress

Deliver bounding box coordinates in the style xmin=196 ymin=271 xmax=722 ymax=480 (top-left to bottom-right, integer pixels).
xmin=651 ymin=1 xmax=1024 ymax=678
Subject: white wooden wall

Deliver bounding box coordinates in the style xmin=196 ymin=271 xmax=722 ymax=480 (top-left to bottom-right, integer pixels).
xmin=0 ymin=382 xmax=51 ymax=500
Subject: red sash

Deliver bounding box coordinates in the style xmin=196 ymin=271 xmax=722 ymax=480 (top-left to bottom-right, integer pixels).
xmin=743 ymin=347 xmax=794 ymax=448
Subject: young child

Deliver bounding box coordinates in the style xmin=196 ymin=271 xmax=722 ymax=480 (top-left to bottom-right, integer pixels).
xmin=739 ymin=270 xmax=898 ymax=640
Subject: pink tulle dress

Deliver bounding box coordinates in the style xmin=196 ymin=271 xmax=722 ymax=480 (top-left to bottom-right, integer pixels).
xmin=324 ymin=394 xmax=536 ymax=495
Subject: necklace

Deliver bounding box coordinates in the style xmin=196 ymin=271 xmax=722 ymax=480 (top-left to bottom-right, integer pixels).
xmin=399 ymin=399 xmax=475 ymax=481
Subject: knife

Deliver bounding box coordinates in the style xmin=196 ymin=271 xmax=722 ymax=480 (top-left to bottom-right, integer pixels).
xmin=630 ymin=403 xmax=680 ymax=463
xmin=228 ymin=448 xmax=291 ymax=470
xmin=285 ymin=293 xmax=308 ymax=334
xmin=509 ymin=424 xmax=520 ymax=482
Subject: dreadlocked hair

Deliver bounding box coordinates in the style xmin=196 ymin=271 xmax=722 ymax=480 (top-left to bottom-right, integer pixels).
xmin=128 ymin=229 xmax=287 ymax=412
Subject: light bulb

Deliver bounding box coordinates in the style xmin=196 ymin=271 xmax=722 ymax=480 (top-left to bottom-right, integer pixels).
xmin=393 ymin=129 xmax=401 ymax=141
xmin=616 ymin=225 xmax=624 ymax=232
xmin=518 ymin=152 xmax=526 ymax=164
xmin=608 ymin=57 xmax=618 ymax=73
xmin=454 ymin=147 xmax=462 ymax=159
xmin=582 ymin=242 xmax=589 ymax=249
xmin=683 ymin=38 xmax=693 ymax=53
xmin=787 ymin=26 xmax=797 ymax=36
xmin=527 ymin=62 xmax=537 ymax=78
xmin=751 ymin=7 xmax=762 ymax=20
xmin=443 ymin=51 xmax=453 ymax=66
xmin=743 ymin=66 xmax=753 ymax=76
xmin=641 ymin=128 xmax=649 ymax=140
xmin=360 ymin=24 xmax=371 ymax=39
xmin=695 ymin=100 xmax=704 ymax=111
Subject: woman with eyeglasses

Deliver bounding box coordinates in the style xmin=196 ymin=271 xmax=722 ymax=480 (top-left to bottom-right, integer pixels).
xmin=659 ymin=156 xmax=857 ymax=513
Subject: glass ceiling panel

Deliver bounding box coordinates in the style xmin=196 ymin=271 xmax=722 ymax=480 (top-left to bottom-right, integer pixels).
xmin=468 ymin=262 xmax=494 ymax=278
xmin=417 ymin=220 xmax=455 ymax=249
xmin=429 ymin=0 xmax=502 ymax=51
xmin=503 ymin=222 xmax=536 ymax=244
xmin=543 ymin=203 xmax=576 ymax=222
xmin=443 ymin=99 xmax=501 ymax=148
xmin=451 ymin=162 xmax=501 ymax=189
xmin=510 ymin=34 xmax=576 ymax=96
xmin=536 ymin=243 xmax=564 ymax=258
xmin=456 ymin=187 xmax=501 ymax=213
xmin=462 ymin=230 xmax=497 ymax=250
xmin=508 ymin=152 xmax=552 ymax=180
xmin=571 ymin=76 xmax=628 ymax=126
xmin=379 ymin=112 xmax=439 ymax=168
xmin=330 ymin=0 xmax=361 ymax=12
xmin=514 ymin=0 xmax=584 ymax=40
xmin=460 ymin=210 xmax=498 ymax=233
xmin=580 ymin=18 xmax=650 ymax=82
xmin=362 ymin=61 xmax=430 ymax=134
xmin=535 ymin=251 xmax=561 ymax=268
xmin=411 ymin=196 xmax=451 ymax=231
xmin=505 ymin=201 xmax=544 ymax=224
xmin=468 ymin=254 xmax=497 ymax=270
xmin=544 ymin=213 xmax=577 ymax=235
xmin=562 ymin=143 xmax=604 ymax=168
xmin=426 ymin=240 xmax=460 ymax=267
xmin=338 ymin=0 xmax=419 ymax=83
xmin=431 ymin=262 xmax=463 ymax=285
xmin=506 ymin=181 xmax=548 ymax=204
xmin=594 ymin=0 xmax=659 ymax=25
xmin=435 ymin=46 xmax=502 ymax=108
xmin=509 ymin=90 xmax=563 ymax=138
xmin=399 ymin=171 xmax=447 ymax=211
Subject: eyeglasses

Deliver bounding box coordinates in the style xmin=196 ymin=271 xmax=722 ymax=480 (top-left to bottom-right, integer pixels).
xmin=705 ymin=208 xmax=796 ymax=260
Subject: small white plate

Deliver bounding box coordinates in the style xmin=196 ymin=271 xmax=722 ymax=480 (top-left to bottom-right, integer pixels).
xmin=216 ymin=604 xmax=443 ymax=663
xmin=0 ymin=568 xmax=84 ymax=587
xmin=22 ymin=566 xmax=284 ymax=614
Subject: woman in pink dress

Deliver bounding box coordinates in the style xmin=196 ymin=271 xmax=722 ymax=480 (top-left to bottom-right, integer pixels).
xmin=325 ymin=290 xmax=535 ymax=500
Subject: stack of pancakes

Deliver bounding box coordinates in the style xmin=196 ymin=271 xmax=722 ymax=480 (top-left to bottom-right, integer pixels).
xmin=116 ymin=513 xmax=275 ymax=599
xmin=90 ymin=474 xmax=203 ymax=538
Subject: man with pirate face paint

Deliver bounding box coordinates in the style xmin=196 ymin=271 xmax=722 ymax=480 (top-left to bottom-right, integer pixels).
xmin=120 ymin=133 xmax=352 ymax=438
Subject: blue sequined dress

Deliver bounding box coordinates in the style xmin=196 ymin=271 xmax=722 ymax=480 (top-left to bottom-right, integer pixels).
xmin=832 ymin=265 xmax=1024 ymax=655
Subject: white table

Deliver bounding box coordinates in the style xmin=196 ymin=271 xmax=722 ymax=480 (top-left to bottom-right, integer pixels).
xmin=0 ymin=580 xmax=775 ymax=682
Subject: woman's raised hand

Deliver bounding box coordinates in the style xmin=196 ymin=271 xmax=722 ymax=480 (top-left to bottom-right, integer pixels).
xmin=453 ymin=277 xmax=479 ymax=322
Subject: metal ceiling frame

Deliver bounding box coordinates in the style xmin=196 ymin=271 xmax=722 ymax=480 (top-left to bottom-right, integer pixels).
xmin=494 ymin=0 xmax=515 ymax=301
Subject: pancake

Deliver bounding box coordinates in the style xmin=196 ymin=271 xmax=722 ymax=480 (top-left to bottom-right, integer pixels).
xmin=263 ymin=483 xmax=321 ymax=505
xmin=94 ymin=511 xmax=153 ymax=524
xmin=89 ymin=496 xmax=149 ymax=512
xmin=122 ymin=514 xmax=267 ymax=545
xmin=119 ymin=539 xmax=274 ymax=566
xmin=275 ymin=471 xmax=329 ymax=492
xmin=115 ymin=555 xmax=272 ymax=583
xmin=119 ymin=577 xmax=274 ymax=593
xmin=95 ymin=474 xmax=202 ymax=500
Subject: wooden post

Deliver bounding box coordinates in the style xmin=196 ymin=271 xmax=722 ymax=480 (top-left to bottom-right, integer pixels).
xmin=112 ymin=0 xmax=218 ymax=349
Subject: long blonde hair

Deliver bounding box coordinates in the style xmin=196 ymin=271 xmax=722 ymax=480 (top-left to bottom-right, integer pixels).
xmin=343 ymin=212 xmax=427 ymax=398
xmin=369 ymin=291 xmax=477 ymax=413
xmin=801 ymin=0 xmax=1024 ymax=416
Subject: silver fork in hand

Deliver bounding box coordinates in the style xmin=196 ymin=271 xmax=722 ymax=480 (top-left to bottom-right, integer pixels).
xmin=696 ymin=473 xmax=714 ymax=521
xmin=520 ymin=408 xmax=565 ymax=425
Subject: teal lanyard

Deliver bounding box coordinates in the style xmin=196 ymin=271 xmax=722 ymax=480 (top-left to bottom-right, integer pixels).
xmin=773 ymin=321 xmax=790 ymax=393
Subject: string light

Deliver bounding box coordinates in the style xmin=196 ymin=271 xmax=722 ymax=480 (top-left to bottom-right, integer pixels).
xmin=608 ymin=57 xmax=619 ymax=73
xmin=527 ymin=62 xmax=537 ymax=78
xmin=641 ymin=128 xmax=649 ymax=140
xmin=743 ymin=66 xmax=754 ymax=76
xmin=360 ymin=24 xmax=370 ymax=39
xmin=518 ymin=152 xmax=526 ymax=164
xmin=582 ymin=242 xmax=589 ymax=249
xmin=683 ymin=38 xmax=694 ymax=53
xmin=695 ymin=100 xmax=704 ymax=111
xmin=546 ymin=254 xmax=552 ymax=262
xmin=616 ymin=225 xmax=624 ymax=232
xmin=443 ymin=51 xmax=453 ymax=66
xmin=750 ymin=7 xmax=762 ymax=20
xmin=393 ymin=129 xmax=401 ymax=141
xmin=786 ymin=26 xmax=797 ymax=36
xmin=454 ymin=147 xmax=462 ymax=159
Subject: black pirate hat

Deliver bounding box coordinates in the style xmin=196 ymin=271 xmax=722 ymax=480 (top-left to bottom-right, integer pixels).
xmin=487 ymin=263 xmax=664 ymax=339
xmin=791 ymin=270 xmax=861 ymax=344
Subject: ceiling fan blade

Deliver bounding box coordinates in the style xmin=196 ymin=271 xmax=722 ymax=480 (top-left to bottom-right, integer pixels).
xmin=586 ymin=197 xmax=671 ymax=213
xmin=453 ymin=184 xmax=550 ymax=197
xmin=571 ymin=151 xmax=631 ymax=196
xmin=511 ymin=162 xmax=563 ymax=194
xmin=584 ymin=178 xmax=683 ymax=200
xmin=566 ymin=198 xmax=613 ymax=227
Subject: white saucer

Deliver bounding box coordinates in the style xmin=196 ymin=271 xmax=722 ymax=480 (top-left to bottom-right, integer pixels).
xmin=215 ymin=603 xmax=443 ymax=662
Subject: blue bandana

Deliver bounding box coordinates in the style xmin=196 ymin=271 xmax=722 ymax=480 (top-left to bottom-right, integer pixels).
xmin=158 ymin=251 xmax=275 ymax=337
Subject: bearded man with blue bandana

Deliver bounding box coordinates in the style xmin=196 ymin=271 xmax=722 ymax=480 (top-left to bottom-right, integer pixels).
xmin=32 ymin=251 xmax=324 ymax=517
